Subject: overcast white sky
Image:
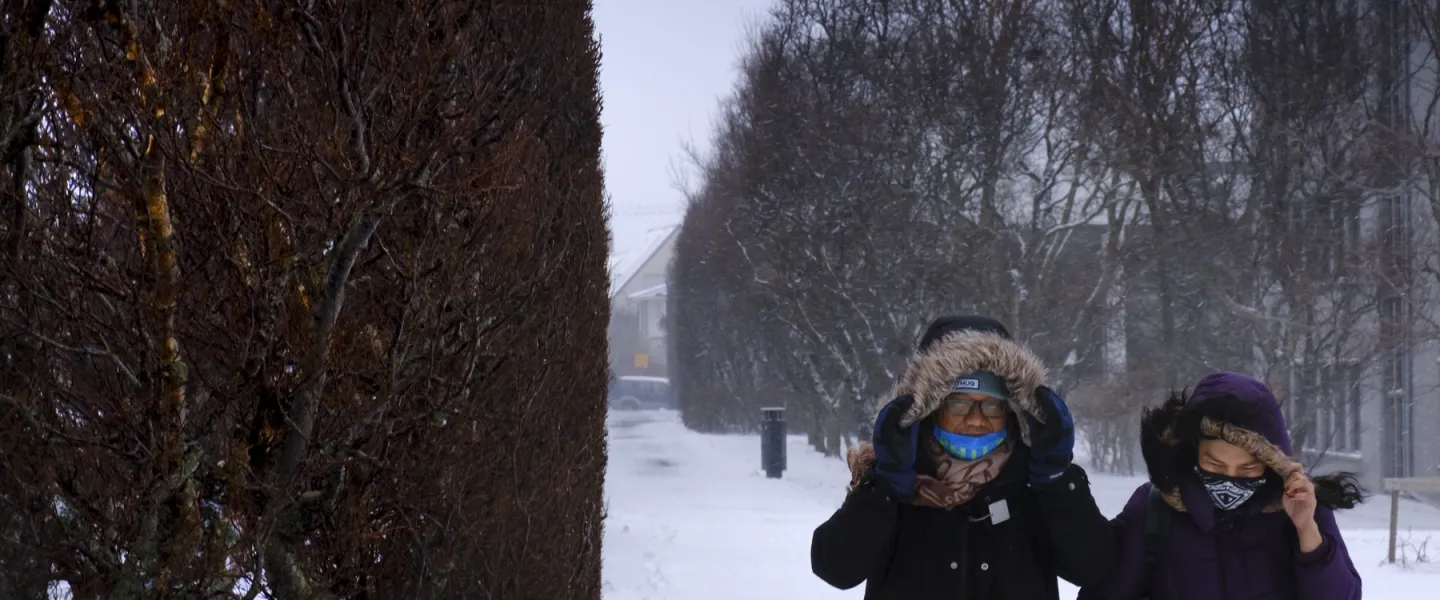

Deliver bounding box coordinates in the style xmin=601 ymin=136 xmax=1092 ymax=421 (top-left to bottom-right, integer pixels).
xmin=594 ymin=0 xmax=775 ymax=254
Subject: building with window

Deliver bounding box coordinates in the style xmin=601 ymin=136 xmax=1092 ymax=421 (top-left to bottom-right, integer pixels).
xmin=608 ymin=225 xmax=678 ymax=378
xmin=1355 ymin=3 xmax=1440 ymax=493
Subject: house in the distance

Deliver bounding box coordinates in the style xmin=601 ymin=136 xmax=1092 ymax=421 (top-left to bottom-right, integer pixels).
xmin=609 ymin=225 xmax=678 ymax=378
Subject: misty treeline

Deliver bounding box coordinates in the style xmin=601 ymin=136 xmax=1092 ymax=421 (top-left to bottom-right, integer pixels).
xmin=670 ymin=0 xmax=1440 ymax=470
xmin=0 ymin=2 xmax=608 ymax=598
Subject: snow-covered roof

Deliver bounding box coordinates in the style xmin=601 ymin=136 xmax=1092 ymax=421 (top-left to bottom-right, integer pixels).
xmin=609 ymin=219 xmax=679 ymax=299
xmin=628 ymin=283 xmax=667 ymax=299
xmin=616 ymin=375 xmax=670 ymax=384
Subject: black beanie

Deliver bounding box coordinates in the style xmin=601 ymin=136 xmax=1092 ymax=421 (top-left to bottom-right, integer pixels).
xmin=917 ymin=315 xmax=1011 ymax=352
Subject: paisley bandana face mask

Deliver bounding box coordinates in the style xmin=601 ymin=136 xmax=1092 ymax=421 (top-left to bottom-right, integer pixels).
xmin=934 ymin=426 xmax=1007 ymax=461
xmin=1194 ymin=466 xmax=1268 ymax=511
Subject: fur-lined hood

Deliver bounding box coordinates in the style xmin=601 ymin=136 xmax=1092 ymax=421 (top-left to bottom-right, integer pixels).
xmin=1140 ymin=371 xmax=1362 ymax=513
xmin=879 ymin=329 xmax=1049 ymax=446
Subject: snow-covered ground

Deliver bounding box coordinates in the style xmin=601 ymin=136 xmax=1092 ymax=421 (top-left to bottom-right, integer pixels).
xmin=602 ymin=410 xmax=1440 ymax=599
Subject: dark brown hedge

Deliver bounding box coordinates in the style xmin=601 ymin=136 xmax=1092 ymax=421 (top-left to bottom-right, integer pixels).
xmin=0 ymin=1 xmax=607 ymax=598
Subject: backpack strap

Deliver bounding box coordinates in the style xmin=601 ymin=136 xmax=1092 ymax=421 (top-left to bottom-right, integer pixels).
xmin=1141 ymin=484 xmax=1172 ymax=592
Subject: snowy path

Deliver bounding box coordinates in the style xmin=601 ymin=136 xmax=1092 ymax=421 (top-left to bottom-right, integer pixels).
xmin=601 ymin=410 xmax=861 ymax=599
xmin=601 ymin=410 xmax=1440 ymax=599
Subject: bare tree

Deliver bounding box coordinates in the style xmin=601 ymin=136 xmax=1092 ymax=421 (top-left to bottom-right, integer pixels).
xmin=671 ymin=0 xmax=1430 ymax=482
xmin=0 ymin=2 xmax=608 ymax=598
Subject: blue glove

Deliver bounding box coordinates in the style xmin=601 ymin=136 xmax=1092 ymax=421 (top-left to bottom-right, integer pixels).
xmin=869 ymin=395 xmax=920 ymax=499
xmin=1026 ymin=386 xmax=1075 ymax=483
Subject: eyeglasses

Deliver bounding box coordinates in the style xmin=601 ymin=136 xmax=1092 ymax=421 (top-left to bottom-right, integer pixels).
xmin=944 ymin=395 xmax=1008 ymax=418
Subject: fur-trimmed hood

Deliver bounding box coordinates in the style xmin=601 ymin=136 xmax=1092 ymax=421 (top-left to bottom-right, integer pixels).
xmin=1140 ymin=371 xmax=1363 ymax=513
xmin=1141 ymin=372 xmax=1298 ymax=498
xmin=880 ymin=329 xmax=1049 ymax=446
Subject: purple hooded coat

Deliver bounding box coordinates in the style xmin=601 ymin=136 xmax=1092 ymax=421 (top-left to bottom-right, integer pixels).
xmin=1080 ymin=372 xmax=1361 ymax=600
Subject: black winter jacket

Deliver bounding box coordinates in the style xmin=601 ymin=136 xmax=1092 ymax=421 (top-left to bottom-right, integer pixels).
xmin=811 ymin=443 xmax=1117 ymax=600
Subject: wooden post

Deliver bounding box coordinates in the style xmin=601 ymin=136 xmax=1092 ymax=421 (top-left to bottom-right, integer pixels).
xmin=1388 ymin=489 xmax=1399 ymax=564
xmin=1383 ymin=478 xmax=1440 ymax=564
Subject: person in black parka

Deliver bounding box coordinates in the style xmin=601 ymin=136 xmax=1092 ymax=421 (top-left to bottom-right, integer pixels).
xmin=811 ymin=315 xmax=1117 ymax=600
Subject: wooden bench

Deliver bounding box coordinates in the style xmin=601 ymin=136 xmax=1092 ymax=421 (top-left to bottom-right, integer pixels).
xmin=1382 ymin=477 xmax=1440 ymax=563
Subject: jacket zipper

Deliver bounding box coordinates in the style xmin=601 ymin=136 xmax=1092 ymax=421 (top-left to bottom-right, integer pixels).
xmin=958 ymin=515 xmax=969 ymax=600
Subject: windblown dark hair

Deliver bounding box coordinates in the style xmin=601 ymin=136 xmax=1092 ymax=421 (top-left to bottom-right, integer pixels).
xmin=1312 ymin=472 xmax=1366 ymax=509
xmin=1140 ymin=388 xmax=1366 ymax=509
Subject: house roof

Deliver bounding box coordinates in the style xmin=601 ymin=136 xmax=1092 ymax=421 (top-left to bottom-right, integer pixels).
xmin=609 ymin=224 xmax=678 ymax=299
xmin=628 ymin=283 xmax=667 ymax=299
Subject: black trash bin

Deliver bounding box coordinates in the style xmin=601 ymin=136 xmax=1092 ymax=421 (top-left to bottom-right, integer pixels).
xmin=760 ymin=407 xmax=787 ymax=479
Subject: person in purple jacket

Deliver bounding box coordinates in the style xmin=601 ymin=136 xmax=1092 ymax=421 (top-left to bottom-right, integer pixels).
xmin=1079 ymin=371 xmax=1363 ymax=600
